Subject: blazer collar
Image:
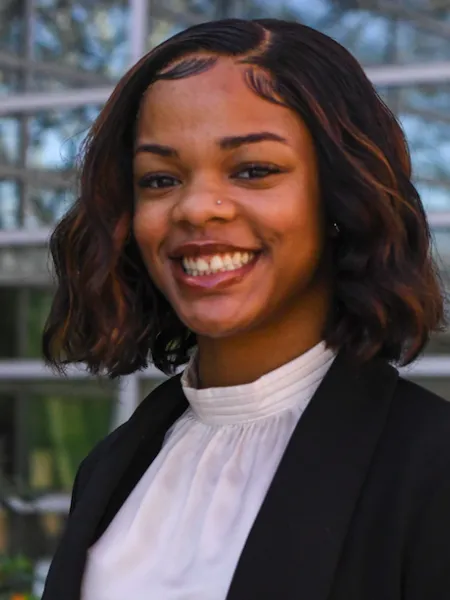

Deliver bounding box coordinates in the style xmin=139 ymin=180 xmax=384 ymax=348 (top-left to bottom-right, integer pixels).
xmin=226 ymin=351 xmax=398 ymax=600
xmin=42 ymin=351 xmax=398 ymax=600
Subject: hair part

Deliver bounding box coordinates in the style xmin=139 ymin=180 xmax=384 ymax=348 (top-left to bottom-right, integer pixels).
xmin=42 ymin=18 xmax=446 ymax=378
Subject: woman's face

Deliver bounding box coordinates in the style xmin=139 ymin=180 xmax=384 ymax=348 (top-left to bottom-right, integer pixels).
xmin=133 ymin=57 xmax=329 ymax=340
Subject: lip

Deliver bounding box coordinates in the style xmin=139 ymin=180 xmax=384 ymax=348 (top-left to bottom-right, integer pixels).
xmin=170 ymin=253 xmax=261 ymax=291
xmin=168 ymin=240 xmax=260 ymax=259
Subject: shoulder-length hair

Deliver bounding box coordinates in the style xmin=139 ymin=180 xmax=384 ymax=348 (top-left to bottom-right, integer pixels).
xmin=42 ymin=18 xmax=446 ymax=378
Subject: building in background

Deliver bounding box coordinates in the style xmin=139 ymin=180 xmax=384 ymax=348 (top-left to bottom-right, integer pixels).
xmin=1 ymin=0 xmax=450 ymax=571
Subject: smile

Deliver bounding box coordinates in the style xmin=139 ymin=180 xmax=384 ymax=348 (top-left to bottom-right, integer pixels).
xmin=181 ymin=251 xmax=255 ymax=276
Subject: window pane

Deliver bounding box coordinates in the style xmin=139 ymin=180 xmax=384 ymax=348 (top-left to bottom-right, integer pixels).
xmin=0 ymin=247 xmax=50 ymax=286
xmin=0 ymin=67 xmax=23 ymax=95
xmin=0 ymin=382 xmax=114 ymax=562
xmin=381 ymin=84 xmax=450 ymax=211
xmin=34 ymin=0 xmax=130 ymax=81
xmin=0 ymin=0 xmax=24 ymax=54
xmin=26 ymin=289 xmax=53 ymax=359
xmin=26 ymin=187 xmax=75 ymax=229
xmin=0 ymin=180 xmax=21 ymax=230
xmin=232 ymin=0 xmax=450 ymax=65
xmin=27 ymin=106 xmax=100 ymax=169
xmin=0 ymin=117 xmax=22 ymax=165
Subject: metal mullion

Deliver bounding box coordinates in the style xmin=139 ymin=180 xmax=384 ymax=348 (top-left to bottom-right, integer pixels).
xmin=5 ymin=59 xmax=450 ymax=116
xmin=19 ymin=0 xmax=35 ymax=230
xmin=0 ymin=51 xmax=112 ymax=86
xmin=0 ymin=164 xmax=76 ymax=188
xmin=112 ymin=0 xmax=152 ymax=427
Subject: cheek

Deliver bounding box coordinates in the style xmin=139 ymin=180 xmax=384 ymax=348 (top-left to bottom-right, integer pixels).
xmin=132 ymin=206 xmax=167 ymax=279
xmin=256 ymin=190 xmax=323 ymax=255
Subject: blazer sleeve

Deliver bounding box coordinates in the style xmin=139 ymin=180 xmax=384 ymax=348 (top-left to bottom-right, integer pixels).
xmin=404 ymin=461 xmax=450 ymax=599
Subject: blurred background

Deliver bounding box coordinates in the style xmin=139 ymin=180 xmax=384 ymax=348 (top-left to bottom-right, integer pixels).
xmin=1 ymin=0 xmax=450 ymax=596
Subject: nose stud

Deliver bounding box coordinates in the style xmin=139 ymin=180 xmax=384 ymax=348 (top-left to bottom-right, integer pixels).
xmin=216 ymin=200 xmax=222 ymax=205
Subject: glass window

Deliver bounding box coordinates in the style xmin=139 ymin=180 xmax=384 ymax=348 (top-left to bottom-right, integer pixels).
xmin=0 ymin=118 xmax=22 ymax=165
xmin=27 ymin=106 xmax=100 ymax=170
xmin=0 ymin=288 xmax=63 ymax=359
xmin=232 ymin=0 xmax=450 ymax=66
xmin=34 ymin=0 xmax=130 ymax=81
xmin=0 ymin=0 xmax=24 ymax=54
xmin=0 ymin=381 xmax=115 ymax=561
xmin=0 ymin=247 xmax=51 ymax=286
xmin=0 ymin=67 xmax=23 ymax=95
xmin=0 ymin=180 xmax=21 ymax=230
xmin=25 ymin=187 xmax=75 ymax=229
xmin=378 ymin=84 xmax=450 ymax=211
xmin=26 ymin=289 xmax=54 ymax=359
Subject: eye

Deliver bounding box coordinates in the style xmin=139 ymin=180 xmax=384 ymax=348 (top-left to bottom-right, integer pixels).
xmin=233 ymin=164 xmax=283 ymax=180
xmin=137 ymin=174 xmax=180 ymax=189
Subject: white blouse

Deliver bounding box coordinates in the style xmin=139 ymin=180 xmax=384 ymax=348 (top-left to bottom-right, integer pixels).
xmin=81 ymin=341 xmax=335 ymax=600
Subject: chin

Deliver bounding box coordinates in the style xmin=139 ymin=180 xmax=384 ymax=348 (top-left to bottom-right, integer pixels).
xmin=179 ymin=310 xmax=254 ymax=340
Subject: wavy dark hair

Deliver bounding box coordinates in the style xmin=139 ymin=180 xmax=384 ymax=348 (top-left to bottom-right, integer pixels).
xmin=42 ymin=18 xmax=445 ymax=378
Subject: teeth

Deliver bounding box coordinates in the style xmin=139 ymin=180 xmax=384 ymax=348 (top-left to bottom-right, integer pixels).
xmin=210 ymin=255 xmax=224 ymax=271
xmin=182 ymin=251 xmax=255 ymax=276
xmin=196 ymin=258 xmax=209 ymax=273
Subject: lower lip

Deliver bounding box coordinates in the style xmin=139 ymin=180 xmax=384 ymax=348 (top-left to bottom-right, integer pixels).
xmin=171 ymin=256 xmax=260 ymax=290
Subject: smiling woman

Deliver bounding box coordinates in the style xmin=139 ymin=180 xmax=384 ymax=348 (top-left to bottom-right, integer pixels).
xmin=41 ymin=18 xmax=450 ymax=600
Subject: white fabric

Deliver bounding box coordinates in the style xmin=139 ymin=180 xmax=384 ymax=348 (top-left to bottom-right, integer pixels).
xmin=81 ymin=341 xmax=335 ymax=600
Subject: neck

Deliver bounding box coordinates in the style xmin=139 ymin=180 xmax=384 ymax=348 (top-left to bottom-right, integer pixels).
xmin=196 ymin=284 xmax=331 ymax=388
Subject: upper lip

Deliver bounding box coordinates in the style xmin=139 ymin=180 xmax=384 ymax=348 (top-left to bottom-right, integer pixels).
xmin=168 ymin=241 xmax=260 ymax=259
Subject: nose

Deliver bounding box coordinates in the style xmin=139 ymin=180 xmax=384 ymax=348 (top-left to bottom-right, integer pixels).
xmin=171 ymin=183 xmax=237 ymax=228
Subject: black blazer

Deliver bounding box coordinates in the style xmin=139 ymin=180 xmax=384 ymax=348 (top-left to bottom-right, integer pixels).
xmin=42 ymin=352 xmax=450 ymax=600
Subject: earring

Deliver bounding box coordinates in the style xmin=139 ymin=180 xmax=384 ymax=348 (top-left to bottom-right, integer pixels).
xmin=333 ymin=222 xmax=340 ymax=234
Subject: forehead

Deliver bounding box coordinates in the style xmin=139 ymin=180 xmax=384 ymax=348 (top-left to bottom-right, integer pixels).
xmin=136 ymin=57 xmax=300 ymax=140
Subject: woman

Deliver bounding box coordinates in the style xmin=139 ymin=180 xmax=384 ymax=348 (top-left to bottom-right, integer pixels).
xmin=41 ymin=18 xmax=450 ymax=600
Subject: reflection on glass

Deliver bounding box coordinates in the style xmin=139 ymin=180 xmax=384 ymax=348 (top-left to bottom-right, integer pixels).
xmin=27 ymin=106 xmax=100 ymax=169
xmin=0 ymin=67 xmax=22 ymax=95
xmin=379 ymin=84 xmax=450 ymax=210
xmin=415 ymin=182 xmax=450 ymax=213
xmin=0 ymin=180 xmax=21 ymax=229
xmin=432 ymin=229 xmax=450 ymax=273
xmin=0 ymin=288 xmax=54 ymax=359
xmin=26 ymin=188 xmax=75 ymax=228
xmin=0 ymin=384 xmax=114 ymax=558
xmin=26 ymin=290 xmax=54 ymax=359
xmin=34 ymin=0 xmax=130 ymax=80
xmin=26 ymin=391 xmax=113 ymax=491
xmin=396 ymin=18 xmax=450 ymax=64
xmin=0 ymin=117 xmax=21 ymax=165
xmin=163 ymin=0 xmax=450 ymax=66
xmin=0 ymin=0 xmax=23 ymax=53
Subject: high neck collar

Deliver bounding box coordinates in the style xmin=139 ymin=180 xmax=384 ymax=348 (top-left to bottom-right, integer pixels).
xmin=181 ymin=341 xmax=336 ymax=425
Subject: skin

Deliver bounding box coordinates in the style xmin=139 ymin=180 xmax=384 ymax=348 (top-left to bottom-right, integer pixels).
xmin=133 ymin=57 xmax=332 ymax=387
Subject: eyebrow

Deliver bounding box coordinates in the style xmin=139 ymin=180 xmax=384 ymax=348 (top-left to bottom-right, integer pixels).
xmin=219 ymin=131 xmax=289 ymax=150
xmin=134 ymin=131 xmax=289 ymax=157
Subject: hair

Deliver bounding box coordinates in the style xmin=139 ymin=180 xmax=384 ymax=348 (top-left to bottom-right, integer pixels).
xmin=42 ymin=18 xmax=446 ymax=378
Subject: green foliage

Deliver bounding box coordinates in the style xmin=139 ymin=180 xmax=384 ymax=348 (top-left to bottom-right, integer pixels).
xmin=0 ymin=554 xmax=37 ymax=597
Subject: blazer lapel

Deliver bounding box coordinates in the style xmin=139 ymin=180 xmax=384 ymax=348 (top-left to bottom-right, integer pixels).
xmin=42 ymin=375 xmax=188 ymax=600
xmin=227 ymin=352 xmax=398 ymax=600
